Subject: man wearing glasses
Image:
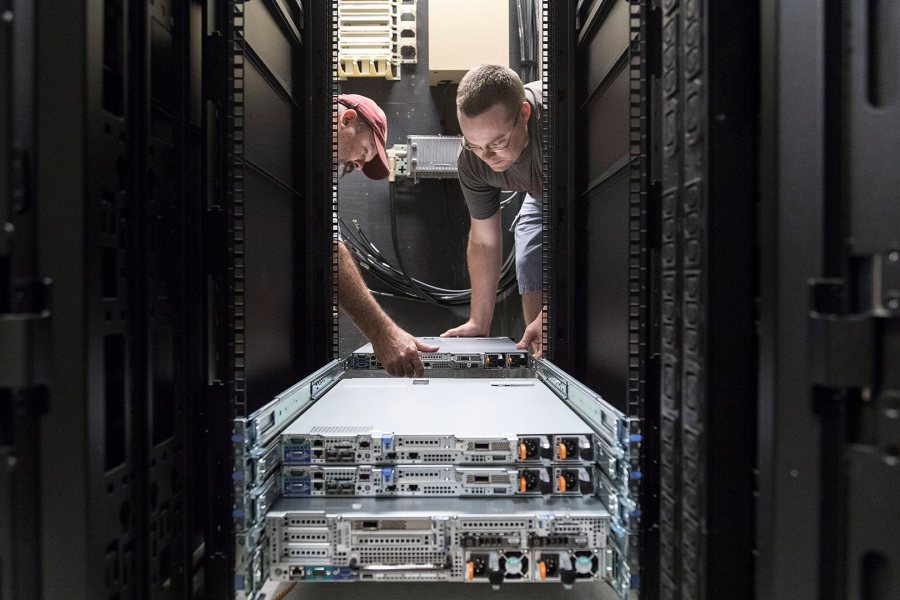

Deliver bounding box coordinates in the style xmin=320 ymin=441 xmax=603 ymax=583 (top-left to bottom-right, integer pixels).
xmin=441 ymin=66 xmax=545 ymax=357
xmin=337 ymin=94 xmax=440 ymax=376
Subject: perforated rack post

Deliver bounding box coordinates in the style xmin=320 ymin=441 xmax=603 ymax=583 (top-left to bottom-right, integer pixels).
xmin=227 ymin=2 xmax=251 ymax=598
xmin=227 ymin=0 xmax=247 ymax=419
xmin=331 ymin=1 xmax=340 ymax=359
xmin=623 ymin=1 xmax=649 ymax=598
xmin=540 ymin=0 xmax=551 ymax=359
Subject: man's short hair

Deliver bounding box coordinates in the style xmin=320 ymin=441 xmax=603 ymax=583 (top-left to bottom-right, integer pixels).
xmin=456 ymin=65 xmax=525 ymax=121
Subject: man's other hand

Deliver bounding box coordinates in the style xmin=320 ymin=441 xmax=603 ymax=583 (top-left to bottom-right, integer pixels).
xmin=440 ymin=320 xmax=488 ymax=338
xmin=372 ymin=325 xmax=440 ymax=377
xmin=516 ymin=315 xmax=543 ymax=359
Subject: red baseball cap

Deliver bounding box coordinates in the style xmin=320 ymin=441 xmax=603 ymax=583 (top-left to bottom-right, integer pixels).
xmin=338 ymin=94 xmax=390 ymax=180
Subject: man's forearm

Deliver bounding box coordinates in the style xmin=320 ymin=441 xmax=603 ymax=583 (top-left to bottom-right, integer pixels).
xmin=467 ymin=236 xmax=502 ymax=331
xmin=337 ymin=241 xmax=394 ymax=342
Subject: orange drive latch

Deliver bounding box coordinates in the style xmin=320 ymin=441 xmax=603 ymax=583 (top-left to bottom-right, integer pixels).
xmin=558 ymin=475 xmax=567 ymax=493
xmin=559 ymin=442 xmax=567 ymax=460
xmin=539 ymin=560 xmax=547 ymax=581
xmin=467 ymin=561 xmax=475 ymax=581
xmin=519 ymin=442 xmax=527 ymax=460
xmin=520 ymin=476 xmax=527 ymax=493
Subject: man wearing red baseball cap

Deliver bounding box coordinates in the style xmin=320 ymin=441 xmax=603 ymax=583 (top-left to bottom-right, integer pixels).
xmin=335 ymin=94 xmax=440 ymax=377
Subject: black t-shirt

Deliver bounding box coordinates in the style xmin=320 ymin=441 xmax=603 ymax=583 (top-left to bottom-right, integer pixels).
xmin=457 ymin=81 xmax=544 ymax=219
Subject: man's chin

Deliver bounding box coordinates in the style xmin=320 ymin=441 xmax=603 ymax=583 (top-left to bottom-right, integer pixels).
xmin=488 ymin=161 xmax=508 ymax=172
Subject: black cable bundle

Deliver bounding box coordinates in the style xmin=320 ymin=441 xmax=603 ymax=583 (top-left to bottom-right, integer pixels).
xmin=339 ymin=185 xmax=520 ymax=307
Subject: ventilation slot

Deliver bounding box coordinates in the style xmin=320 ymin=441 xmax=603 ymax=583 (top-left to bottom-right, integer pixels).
xmin=459 ymin=519 xmax=531 ymax=530
xmin=104 ymin=334 xmax=127 ymax=470
xmin=422 ymin=454 xmax=453 ymax=462
xmin=287 ymin=517 xmax=327 ymax=527
xmin=861 ymin=551 xmax=891 ymax=600
xmin=423 ymin=485 xmax=455 ymax=495
xmin=357 ymin=549 xmax=446 ymax=565
xmin=287 ymin=532 xmax=328 ymax=543
xmin=867 ymin=0 xmax=897 ymax=107
xmin=102 ymin=0 xmax=125 ymax=116
xmin=356 ymin=535 xmax=432 ymax=546
xmin=398 ymin=470 xmax=441 ymax=478
xmin=286 ymin=547 xmax=330 ymax=558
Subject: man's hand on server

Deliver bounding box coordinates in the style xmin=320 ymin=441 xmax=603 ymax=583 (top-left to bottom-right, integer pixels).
xmin=517 ymin=313 xmax=543 ymax=359
xmin=338 ymin=241 xmax=439 ymax=377
xmin=371 ymin=325 xmax=440 ymax=378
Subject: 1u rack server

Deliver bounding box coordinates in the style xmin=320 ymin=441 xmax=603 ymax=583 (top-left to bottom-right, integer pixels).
xmin=350 ymin=337 xmax=529 ymax=370
xmin=281 ymin=464 xmax=595 ymax=497
xmin=281 ymin=378 xmax=596 ymax=465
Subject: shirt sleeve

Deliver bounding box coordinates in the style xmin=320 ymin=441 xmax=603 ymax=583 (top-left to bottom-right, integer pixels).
xmin=458 ymin=150 xmax=500 ymax=219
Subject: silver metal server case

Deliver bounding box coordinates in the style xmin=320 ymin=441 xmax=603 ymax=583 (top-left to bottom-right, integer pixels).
xmin=350 ymin=336 xmax=529 ymax=371
xmin=232 ymin=359 xmax=641 ymax=599
xmin=280 ymin=463 xmax=595 ymax=497
xmin=266 ymin=496 xmax=610 ymax=587
xmin=280 ymin=378 xmax=596 ymax=465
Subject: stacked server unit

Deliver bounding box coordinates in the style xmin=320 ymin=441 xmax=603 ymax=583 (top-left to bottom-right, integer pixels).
xmin=231 ymin=340 xmax=641 ymax=598
xmin=349 ymin=337 xmax=531 ymax=371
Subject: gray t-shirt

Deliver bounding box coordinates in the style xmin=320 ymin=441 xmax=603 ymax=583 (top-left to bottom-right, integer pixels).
xmin=458 ymin=81 xmax=543 ymax=219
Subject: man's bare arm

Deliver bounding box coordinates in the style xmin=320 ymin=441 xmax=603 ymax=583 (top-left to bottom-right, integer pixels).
xmin=441 ymin=212 xmax=502 ymax=337
xmin=338 ymin=241 xmax=438 ymax=376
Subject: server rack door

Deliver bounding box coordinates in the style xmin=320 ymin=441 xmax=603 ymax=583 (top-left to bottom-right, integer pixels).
xmin=29 ymin=0 xmax=198 ymax=598
xmin=840 ymin=1 xmax=900 ymax=595
xmin=30 ymin=0 xmax=203 ymax=598
xmin=2 ymin=3 xmax=46 ymax=600
xmin=759 ymin=1 xmax=900 ymax=598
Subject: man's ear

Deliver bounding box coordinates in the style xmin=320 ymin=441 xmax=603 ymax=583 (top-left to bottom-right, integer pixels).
xmin=520 ymin=101 xmax=532 ymax=122
xmin=341 ymin=108 xmax=358 ymax=127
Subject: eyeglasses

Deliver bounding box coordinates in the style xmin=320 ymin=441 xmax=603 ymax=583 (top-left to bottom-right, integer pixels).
xmin=460 ymin=111 xmax=521 ymax=153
